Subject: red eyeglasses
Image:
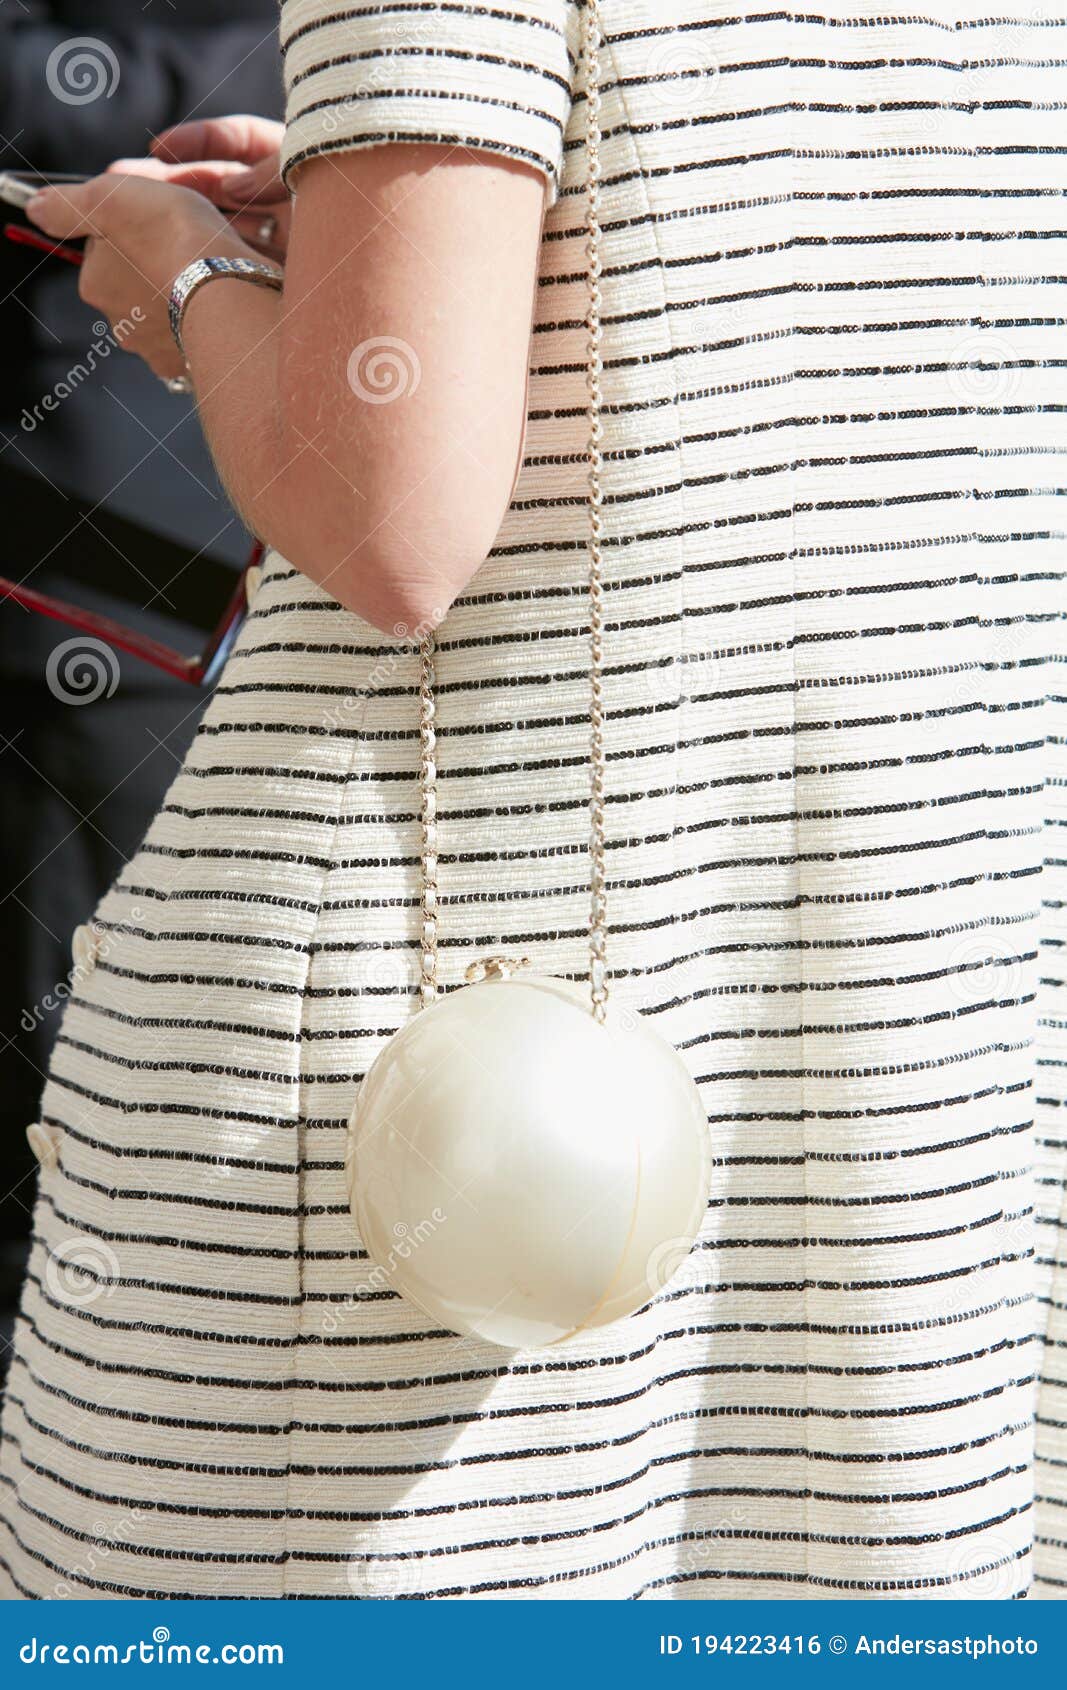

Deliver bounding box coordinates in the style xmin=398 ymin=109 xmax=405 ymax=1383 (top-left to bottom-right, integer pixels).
xmin=1 ymin=220 xmax=260 ymax=687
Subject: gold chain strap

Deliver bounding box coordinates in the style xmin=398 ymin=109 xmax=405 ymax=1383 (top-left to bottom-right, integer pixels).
xmin=417 ymin=0 xmax=608 ymax=1018
xmin=416 ymin=633 xmax=440 ymax=1007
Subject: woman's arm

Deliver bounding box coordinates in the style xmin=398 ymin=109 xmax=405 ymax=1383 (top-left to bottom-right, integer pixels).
xmin=27 ymin=144 xmax=546 ymax=634
xmin=187 ymin=144 xmax=546 ymax=633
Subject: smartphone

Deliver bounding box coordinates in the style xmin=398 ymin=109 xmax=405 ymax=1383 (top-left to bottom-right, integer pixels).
xmin=0 ymin=170 xmax=90 ymax=216
xmin=0 ymin=171 xmax=89 ymax=265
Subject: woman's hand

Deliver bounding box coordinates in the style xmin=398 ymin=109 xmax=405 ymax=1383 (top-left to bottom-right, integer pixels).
xmin=25 ymin=169 xmax=260 ymax=381
xmin=152 ymin=117 xmax=290 ymax=262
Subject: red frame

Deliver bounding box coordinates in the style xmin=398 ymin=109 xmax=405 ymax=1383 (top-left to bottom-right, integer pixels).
xmin=0 ymin=547 xmax=261 ymax=687
xmin=4 ymin=223 xmax=85 ymax=267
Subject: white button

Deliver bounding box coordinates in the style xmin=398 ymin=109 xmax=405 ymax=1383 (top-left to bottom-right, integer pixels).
xmin=71 ymin=923 xmax=101 ymax=974
xmin=244 ymin=564 xmax=263 ymax=608
xmin=27 ymin=1123 xmax=59 ymax=1172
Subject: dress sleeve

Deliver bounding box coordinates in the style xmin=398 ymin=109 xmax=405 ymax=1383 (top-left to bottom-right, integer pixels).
xmin=279 ymin=1 xmax=575 ymax=202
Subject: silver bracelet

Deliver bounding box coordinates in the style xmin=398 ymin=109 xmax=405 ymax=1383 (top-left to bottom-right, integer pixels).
xmin=168 ymin=256 xmax=283 ymax=361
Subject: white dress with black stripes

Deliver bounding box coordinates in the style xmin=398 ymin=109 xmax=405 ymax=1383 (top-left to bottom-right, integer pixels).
xmin=2 ymin=0 xmax=1067 ymax=1599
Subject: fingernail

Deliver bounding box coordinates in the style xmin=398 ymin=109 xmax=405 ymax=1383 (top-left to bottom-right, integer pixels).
xmin=25 ymin=190 xmax=53 ymax=223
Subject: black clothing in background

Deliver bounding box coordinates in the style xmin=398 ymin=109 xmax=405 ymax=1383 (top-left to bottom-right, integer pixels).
xmin=0 ymin=2 xmax=284 ymax=1297
xmin=0 ymin=0 xmax=283 ymax=551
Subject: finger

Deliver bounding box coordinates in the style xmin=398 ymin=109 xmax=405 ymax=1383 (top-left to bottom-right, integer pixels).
xmin=103 ymin=156 xmax=174 ymax=180
xmin=160 ymin=159 xmax=284 ymax=208
xmin=152 ymin=116 xmax=282 ymax=165
xmin=229 ymin=210 xmax=286 ymax=258
xmin=216 ymin=154 xmax=286 ymax=207
xmin=25 ymin=173 xmax=117 ymax=238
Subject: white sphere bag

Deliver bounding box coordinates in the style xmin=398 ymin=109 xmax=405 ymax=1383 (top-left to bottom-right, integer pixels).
xmin=348 ymin=971 xmax=712 ymax=1349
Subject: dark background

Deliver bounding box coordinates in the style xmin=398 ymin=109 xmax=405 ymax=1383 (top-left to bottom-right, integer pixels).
xmin=0 ymin=0 xmax=284 ymax=1352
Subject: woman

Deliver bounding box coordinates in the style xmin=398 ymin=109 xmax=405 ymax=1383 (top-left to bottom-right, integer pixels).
xmin=1 ymin=0 xmax=1064 ymax=1598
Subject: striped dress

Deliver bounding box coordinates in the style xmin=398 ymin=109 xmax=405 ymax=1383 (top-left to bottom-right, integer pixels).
xmin=2 ymin=0 xmax=1066 ymax=1599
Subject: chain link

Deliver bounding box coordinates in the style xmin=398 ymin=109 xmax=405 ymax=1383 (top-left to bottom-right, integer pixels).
xmin=417 ymin=630 xmax=440 ymax=1006
xmin=417 ymin=0 xmax=608 ymax=1017
xmin=582 ymin=0 xmax=609 ymax=1024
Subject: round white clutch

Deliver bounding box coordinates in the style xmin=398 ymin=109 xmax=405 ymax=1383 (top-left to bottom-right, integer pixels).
xmin=347 ymin=971 xmax=712 ymax=1350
